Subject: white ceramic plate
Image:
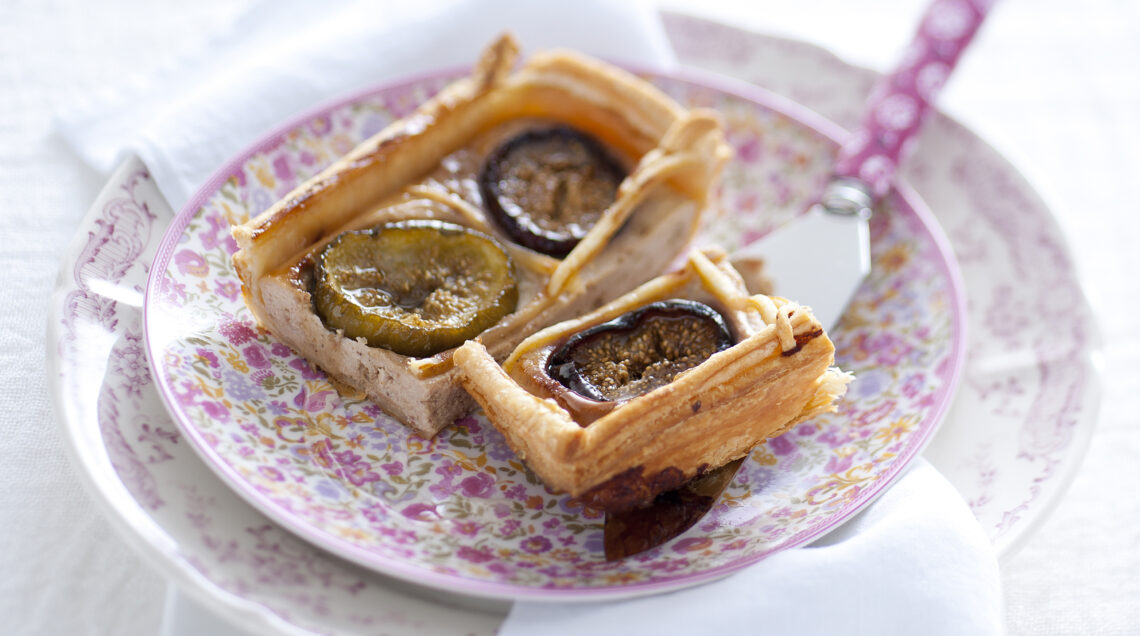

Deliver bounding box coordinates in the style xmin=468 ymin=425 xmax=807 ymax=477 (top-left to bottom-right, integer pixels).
xmin=48 ymin=15 xmax=1099 ymax=634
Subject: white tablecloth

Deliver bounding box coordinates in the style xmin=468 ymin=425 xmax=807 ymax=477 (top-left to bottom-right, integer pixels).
xmin=3 ymin=0 xmax=1138 ymax=634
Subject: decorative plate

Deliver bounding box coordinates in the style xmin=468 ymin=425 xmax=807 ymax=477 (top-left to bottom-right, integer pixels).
xmin=48 ymin=15 xmax=1098 ymax=634
xmin=142 ymin=63 xmax=965 ymax=599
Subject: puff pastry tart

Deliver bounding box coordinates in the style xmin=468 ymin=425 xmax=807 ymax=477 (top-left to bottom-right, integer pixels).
xmin=453 ymin=249 xmax=852 ymax=511
xmin=231 ymin=34 xmax=730 ymax=437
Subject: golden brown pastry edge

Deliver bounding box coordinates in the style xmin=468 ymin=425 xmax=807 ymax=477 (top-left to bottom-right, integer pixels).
xmin=454 ymin=251 xmax=852 ymax=505
xmin=228 ymin=34 xmax=731 ymax=436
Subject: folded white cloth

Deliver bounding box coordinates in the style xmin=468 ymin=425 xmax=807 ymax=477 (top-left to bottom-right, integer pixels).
xmin=56 ymin=0 xmax=676 ymax=211
xmin=57 ymin=1 xmax=1002 ymax=634
xmin=502 ymin=460 xmax=1003 ymax=636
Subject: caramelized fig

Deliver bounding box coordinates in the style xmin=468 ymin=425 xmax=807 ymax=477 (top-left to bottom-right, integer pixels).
xmin=546 ymin=300 xmax=733 ymax=402
xmin=313 ymin=220 xmax=518 ymax=357
xmin=479 ymin=126 xmax=625 ymax=258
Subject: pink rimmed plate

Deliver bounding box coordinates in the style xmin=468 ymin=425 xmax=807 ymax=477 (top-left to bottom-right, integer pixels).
xmin=140 ymin=63 xmax=965 ymax=600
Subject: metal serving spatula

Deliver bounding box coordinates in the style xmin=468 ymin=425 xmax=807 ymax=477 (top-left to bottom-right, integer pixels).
xmin=738 ymin=0 xmax=994 ymax=329
xmin=604 ymin=0 xmax=994 ymax=561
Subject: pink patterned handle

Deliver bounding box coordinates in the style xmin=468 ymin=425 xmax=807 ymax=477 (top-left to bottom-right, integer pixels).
xmin=833 ymin=0 xmax=995 ymax=201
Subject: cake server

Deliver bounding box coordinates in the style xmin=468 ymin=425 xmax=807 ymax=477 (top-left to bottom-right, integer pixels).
xmin=736 ymin=0 xmax=993 ymax=331
xmin=605 ymin=0 xmax=994 ymax=560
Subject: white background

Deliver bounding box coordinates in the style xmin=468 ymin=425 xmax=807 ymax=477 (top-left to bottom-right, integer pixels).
xmin=2 ymin=0 xmax=1137 ymax=633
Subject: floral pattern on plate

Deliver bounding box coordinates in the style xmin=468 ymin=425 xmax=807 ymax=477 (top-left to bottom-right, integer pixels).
xmin=143 ymin=70 xmax=964 ymax=597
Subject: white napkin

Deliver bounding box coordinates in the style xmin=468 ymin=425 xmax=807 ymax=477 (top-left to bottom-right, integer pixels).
xmin=56 ymin=0 xmax=676 ymax=211
xmin=502 ymin=460 xmax=1003 ymax=636
xmin=56 ymin=1 xmax=1003 ymax=634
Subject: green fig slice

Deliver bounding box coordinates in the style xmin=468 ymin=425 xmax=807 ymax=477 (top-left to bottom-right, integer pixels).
xmin=479 ymin=126 xmax=625 ymax=258
xmin=314 ymin=220 xmax=518 ymax=358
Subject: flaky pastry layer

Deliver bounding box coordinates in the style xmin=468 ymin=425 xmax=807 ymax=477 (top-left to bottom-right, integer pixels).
xmin=231 ymin=34 xmax=730 ymax=437
xmin=454 ymin=250 xmax=852 ymax=510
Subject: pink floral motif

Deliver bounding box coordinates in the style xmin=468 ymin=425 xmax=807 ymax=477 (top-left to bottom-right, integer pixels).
xmin=288 ymin=356 xmax=324 ymax=380
xmin=452 ymin=520 xmax=482 ymax=537
xmin=218 ymin=319 xmax=257 ymax=346
xmin=457 ymin=545 xmax=495 ymax=564
xmin=199 ymin=401 xmax=229 ymax=422
xmin=768 ymin=435 xmax=796 ymax=456
xmin=380 ymin=461 xmax=402 ymax=476
xmin=309 ymin=114 xmax=332 ymax=136
xmin=459 ymin=472 xmax=495 ymax=498
xmin=272 ymin=155 xmax=294 ymax=182
xmin=521 ymin=536 xmax=552 ymax=554
xmin=293 ymin=387 xmax=336 ymax=412
xmin=309 ymin=439 xmax=337 ymax=472
xmin=875 ymin=94 xmax=918 ymax=130
xmin=214 ymin=278 xmax=240 ymax=301
xmin=199 ymin=211 xmax=238 ymax=253
xmin=111 ymin=332 xmax=150 ymax=398
xmin=241 ymin=343 xmax=271 ymax=369
xmin=401 ymin=502 xmax=439 ymax=521
xmin=824 ymin=452 xmax=855 ymax=475
xmin=173 ymin=250 xmax=208 ymax=277
xmin=927 ymin=0 xmax=973 ymax=40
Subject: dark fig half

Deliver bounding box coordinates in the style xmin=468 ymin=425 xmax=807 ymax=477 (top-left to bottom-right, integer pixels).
xmin=546 ymin=299 xmax=733 ymax=403
xmin=479 ymin=126 xmax=625 ymax=258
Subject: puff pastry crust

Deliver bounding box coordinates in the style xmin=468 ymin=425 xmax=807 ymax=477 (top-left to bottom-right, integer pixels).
xmin=231 ymin=34 xmax=730 ymax=437
xmin=453 ymin=249 xmax=852 ymax=510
